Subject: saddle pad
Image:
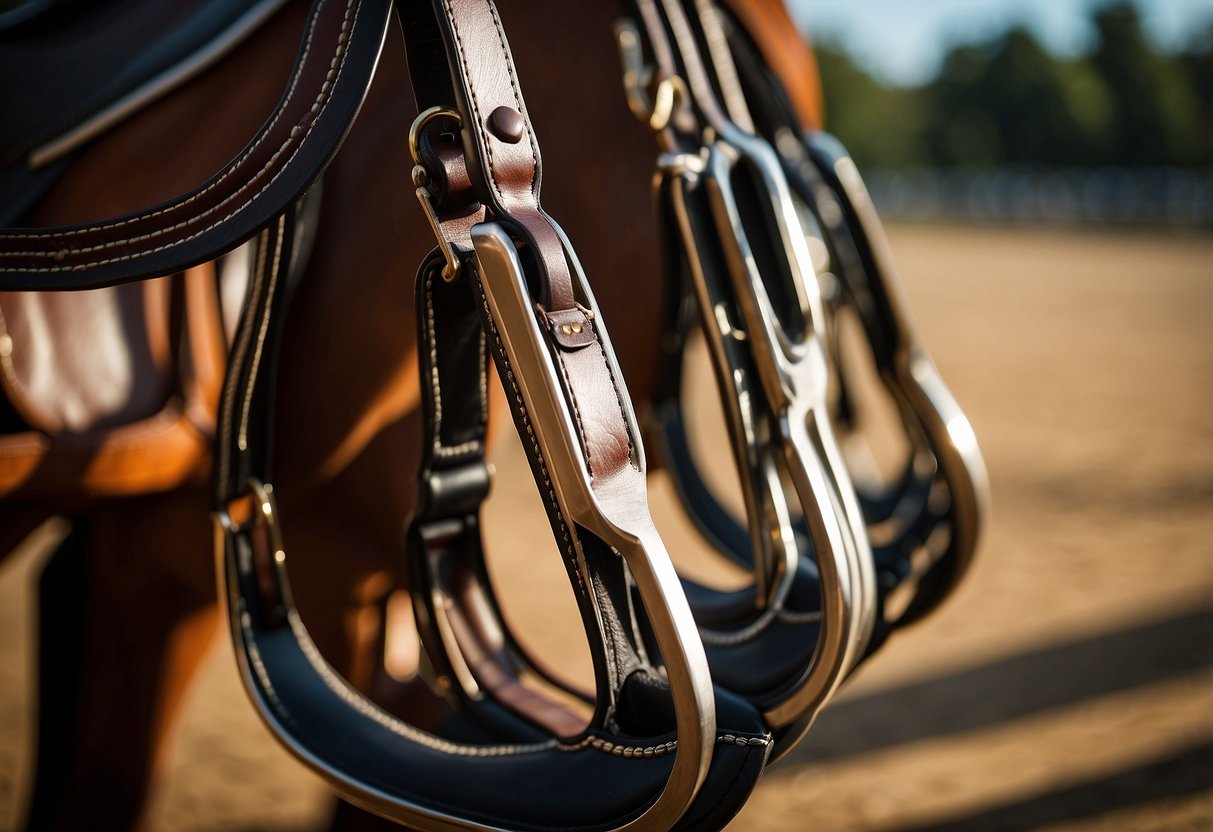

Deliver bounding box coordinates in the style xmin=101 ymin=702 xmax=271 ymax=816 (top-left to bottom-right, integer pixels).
xmin=0 ymin=0 xmax=289 ymax=225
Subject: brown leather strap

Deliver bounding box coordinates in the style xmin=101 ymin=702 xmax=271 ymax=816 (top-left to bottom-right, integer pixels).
xmin=538 ymin=305 xmax=638 ymax=481
xmin=407 ymin=0 xmax=576 ymax=311
xmin=409 ymin=0 xmax=675 ymax=739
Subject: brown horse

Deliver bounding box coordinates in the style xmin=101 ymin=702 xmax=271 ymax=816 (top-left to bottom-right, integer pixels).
xmin=0 ymin=0 xmax=822 ymax=828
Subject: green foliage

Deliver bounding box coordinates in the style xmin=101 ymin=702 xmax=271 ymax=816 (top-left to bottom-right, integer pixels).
xmin=818 ymin=2 xmax=1211 ymax=170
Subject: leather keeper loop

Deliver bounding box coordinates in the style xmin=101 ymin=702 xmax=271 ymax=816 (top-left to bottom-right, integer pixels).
xmin=544 ymin=306 xmax=596 ymax=350
xmin=419 ymin=459 xmax=492 ymax=521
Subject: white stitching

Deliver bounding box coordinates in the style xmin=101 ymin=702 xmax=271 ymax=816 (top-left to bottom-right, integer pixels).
xmin=0 ymin=0 xmax=360 ymax=270
xmin=285 ymin=610 xmax=553 ymax=757
xmin=424 ymin=269 xmax=444 ymax=441
xmin=216 ymin=230 xmax=270 ymax=491
xmin=485 ymin=0 xmax=541 ymax=197
xmin=477 ymin=281 xmax=586 ymax=598
xmin=588 ymin=314 xmax=641 ymax=474
xmin=237 ymin=216 xmax=285 ymax=452
xmin=425 ymin=264 xmax=489 ymax=457
xmin=560 ymin=732 xmax=772 ymax=759
xmin=434 ymin=440 xmax=482 ymax=458
xmin=440 ymin=0 xmax=540 ymax=208
xmin=7 ymin=1 xmax=324 ymax=242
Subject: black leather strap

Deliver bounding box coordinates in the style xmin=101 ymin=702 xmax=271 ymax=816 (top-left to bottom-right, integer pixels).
xmin=213 ymin=2 xmax=775 ymax=829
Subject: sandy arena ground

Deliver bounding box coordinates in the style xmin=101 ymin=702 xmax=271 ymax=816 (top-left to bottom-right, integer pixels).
xmin=1 ymin=223 xmax=1211 ymax=830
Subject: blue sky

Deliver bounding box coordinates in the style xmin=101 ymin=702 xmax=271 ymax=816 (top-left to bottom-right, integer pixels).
xmin=787 ymin=0 xmax=1213 ymax=86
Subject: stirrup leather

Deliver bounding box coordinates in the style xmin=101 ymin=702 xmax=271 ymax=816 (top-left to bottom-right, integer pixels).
xmin=216 ymin=0 xmax=771 ymax=829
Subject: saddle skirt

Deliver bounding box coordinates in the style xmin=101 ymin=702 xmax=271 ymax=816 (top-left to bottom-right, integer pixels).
xmin=0 ymin=0 xmax=285 ymax=500
xmin=0 ymin=258 xmax=241 ymax=499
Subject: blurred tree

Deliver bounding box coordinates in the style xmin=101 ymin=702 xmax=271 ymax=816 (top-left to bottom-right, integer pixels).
xmin=1181 ymin=25 xmax=1212 ymax=140
xmin=1089 ymin=3 xmax=1208 ymax=166
xmin=816 ymin=43 xmax=927 ymax=169
xmin=922 ymin=29 xmax=1106 ymax=167
xmin=815 ymin=2 xmax=1210 ymax=170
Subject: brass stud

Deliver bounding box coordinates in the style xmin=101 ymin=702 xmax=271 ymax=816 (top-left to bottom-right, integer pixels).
xmin=488 ymin=106 xmax=525 ymax=143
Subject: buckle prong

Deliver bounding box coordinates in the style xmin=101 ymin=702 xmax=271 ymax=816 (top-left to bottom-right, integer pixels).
xmin=409 ymin=106 xmax=465 ymax=282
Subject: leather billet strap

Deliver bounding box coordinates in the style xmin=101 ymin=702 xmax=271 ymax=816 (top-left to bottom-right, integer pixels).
xmin=0 ymin=0 xmax=395 ymax=291
xmin=409 ymin=249 xmax=591 ymax=741
xmin=398 ymin=0 xmax=576 ymax=312
xmin=211 ymin=187 xmax=321 ymax=505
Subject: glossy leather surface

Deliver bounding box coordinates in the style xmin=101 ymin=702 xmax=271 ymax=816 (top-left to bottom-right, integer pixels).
xmin=0 ymin=0 xmax=394 ymax=290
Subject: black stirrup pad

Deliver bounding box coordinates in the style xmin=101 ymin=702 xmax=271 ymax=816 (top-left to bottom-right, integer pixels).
xmin=219 ymin=536 xmax=766 ymax=831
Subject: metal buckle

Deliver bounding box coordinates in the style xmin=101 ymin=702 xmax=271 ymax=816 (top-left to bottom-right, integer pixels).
xmin=410 ymin=106 xmax=465 ymax=282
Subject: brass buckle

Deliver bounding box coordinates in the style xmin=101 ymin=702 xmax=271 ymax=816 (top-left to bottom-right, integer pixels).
xmin=409 ymin=106 xmax=465 ymax=282
xmin=613 ymin=19 xmax=687 ymax=132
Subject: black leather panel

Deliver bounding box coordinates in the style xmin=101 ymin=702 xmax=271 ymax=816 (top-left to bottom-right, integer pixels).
xmin=0 ymin=0 xmax=393 ymax=291
xmin=0 ymin=0 xmax=283 ymax=166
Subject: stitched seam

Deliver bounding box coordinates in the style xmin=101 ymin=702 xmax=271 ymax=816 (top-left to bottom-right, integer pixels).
xmin=485 ymin=0 xmax=540 ymax=197
xmin=719 ymin=734 xmax=772 ymax=747
xmin=283 ymin=611 xmax=552 ymax=756
xmin=5 ymin=2 xmax=327 ymax=243
xmin=424 ymin=269 xmax=444 ymax=447
xmin=697 ymin=605 xmax=822 ymax=647
xmin=559 ymin=732 xmax=772 ymax=759
xmin=778 ymin=608 xmax=823 ymax=625
xmin=439 ymin=0 xmax=500 ymax=207
xmin=217 ymin=232 xmax=269 ymax=491
xmin=426 ymin=265 xmax=487 ymax=458
xmin=440 ymin=0 xmax=540 ymax=207
xmin=555 ymin=353 xmax=593 ymax=478
xmin=588 ymin=316 xmax=640 ymax=474
xmin=698 ymin=604 xmax=778 ymax=647
xmin=434 ymin=440 xmax=481 ymax=458
xmin=4 ymin=4 xmax=327 ymax=244
xmin=237 ymin=216 xmax=285 ymax=453
xmin=0 ymin=0 xmax=360 ymax=270
xmin=477 ymin=283 xmax=585 ymax=598
xmin=560 ymin=735 xmax=677 ymax=759
xmin=478 ymin=324 xmax=488 ymax=424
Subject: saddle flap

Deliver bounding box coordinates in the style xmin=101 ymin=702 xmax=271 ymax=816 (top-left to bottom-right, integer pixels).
xmin=0 ymin=279 xmax=173 ymax=434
